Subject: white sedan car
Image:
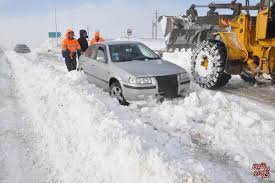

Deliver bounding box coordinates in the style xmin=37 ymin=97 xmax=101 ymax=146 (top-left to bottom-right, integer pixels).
xmin=79 ymin=41 xmax=190 ymax=105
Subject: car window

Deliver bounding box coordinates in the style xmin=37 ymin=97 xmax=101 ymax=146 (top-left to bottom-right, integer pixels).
xmin=85 ymin=45 xmax=97 ymax=59
xmin=96 ymin=45 xmax=107 ymax=63
xmin=109 ymin=43 xmax=159 ymax=62
xmin=137 ymin=44 xmax=158 ymax=58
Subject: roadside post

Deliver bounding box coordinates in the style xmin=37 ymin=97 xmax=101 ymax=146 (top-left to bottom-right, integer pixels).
xmin=127 ymin=28 xmax=133 ymax=40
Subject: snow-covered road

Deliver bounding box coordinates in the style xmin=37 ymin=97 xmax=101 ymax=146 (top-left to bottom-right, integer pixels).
xmin=0 ymin=52 xmax=48 ymax=183
xmin=0 ymin=52 xmax=29 ymax=182
xmin=1 ymin=40 xmax=274 ymax=183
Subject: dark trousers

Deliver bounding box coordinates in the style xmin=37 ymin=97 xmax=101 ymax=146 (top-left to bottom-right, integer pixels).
xmin=65 ymin=59 xmax=77 ymax=72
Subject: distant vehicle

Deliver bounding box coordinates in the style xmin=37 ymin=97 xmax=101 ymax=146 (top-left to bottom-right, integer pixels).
xmin=14 ymin=44 xmax=31 ymax=53
xmin=79 ymin=41 xmax=190 ymax=105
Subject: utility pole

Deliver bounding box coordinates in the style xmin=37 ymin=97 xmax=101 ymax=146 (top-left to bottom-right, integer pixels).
xmin=152 ymin=10 xmax=158 ymax=39
xmin=152 ymin=19 xmax=154 ymax=39
xmin=155 ymin=10 xmax=158 ymax=40
xmin=54 ymin=8 xmax=58 ymax=46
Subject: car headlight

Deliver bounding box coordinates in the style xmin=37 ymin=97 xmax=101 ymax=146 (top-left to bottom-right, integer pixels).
xmin=129 ymin=77 xmax=152 ymax=84
xmin=178 ymin=73 xmax=187 ymax=81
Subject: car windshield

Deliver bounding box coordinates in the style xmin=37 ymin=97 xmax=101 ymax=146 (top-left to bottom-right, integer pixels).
xmin=109 ymin=43 xmax=160 ymax=62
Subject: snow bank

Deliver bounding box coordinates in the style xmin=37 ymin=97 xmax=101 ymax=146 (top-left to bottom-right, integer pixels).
xmin=36 ymin=39 xmax=62 ymax=60
xmin=161 ymin=51 xmax=275 ymax=181
xmin=0 ymin=53 xmax=11 ymax=96
xmin=138 ymin=38 xmax=166 ymax=51
xmin=6 ymin=52 xmax=210 ymax=183
xmin=141 ymin=92 xmax=275 ymax=175
xmin=0 ymin=52 xmax=46 ymax=183
xmin=0 ymin=53 xmax=13 ymax=182
xmin=38 ymin=39 xmax=61 ymax=51
xmin=163 ymin=50 xmax=192 ymax=73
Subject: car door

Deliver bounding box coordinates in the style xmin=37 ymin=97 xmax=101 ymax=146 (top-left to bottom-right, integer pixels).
xmin=93 ymin=45 xmax=110 ymax=91
xmin=81 ymin=45 xmax=98 ymax=83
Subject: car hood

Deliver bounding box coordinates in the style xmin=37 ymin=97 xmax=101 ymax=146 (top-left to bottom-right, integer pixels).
xmin=115 ymin=59 xmax=186 ymax=77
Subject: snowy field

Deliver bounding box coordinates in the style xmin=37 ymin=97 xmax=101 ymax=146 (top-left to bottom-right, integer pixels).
xmin=0 ymin=39 xmax=274 ymax=183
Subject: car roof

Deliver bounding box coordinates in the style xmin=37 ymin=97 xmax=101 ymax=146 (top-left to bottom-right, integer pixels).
xmin=104 ymin=41 xmax=141 ymax=46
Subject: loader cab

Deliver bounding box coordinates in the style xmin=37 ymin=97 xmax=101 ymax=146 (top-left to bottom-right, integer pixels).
xmin=256 ymin=0 xmax=275 ymax=39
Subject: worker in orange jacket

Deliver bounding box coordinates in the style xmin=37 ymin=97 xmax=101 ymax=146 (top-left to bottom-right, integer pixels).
xmin=62 ymin=29 xmax=82 ymax=71
xmin=90 ymin=31 xmax=105 ymax=45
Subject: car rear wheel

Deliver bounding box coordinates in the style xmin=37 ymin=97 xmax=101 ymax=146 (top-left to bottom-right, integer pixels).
xmin=109 ymin=82 xmax=128 ymax=105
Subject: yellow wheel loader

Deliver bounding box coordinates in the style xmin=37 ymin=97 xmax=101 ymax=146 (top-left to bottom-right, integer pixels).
xmin=191 ymin=0 xmax=275 ymax=88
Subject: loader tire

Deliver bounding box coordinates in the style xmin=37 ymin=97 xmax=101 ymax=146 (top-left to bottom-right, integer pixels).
xmin=191 ymin=40 xmax=231 ymax=89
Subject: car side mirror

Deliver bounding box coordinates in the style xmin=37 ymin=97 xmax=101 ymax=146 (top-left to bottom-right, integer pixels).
xmin=97 ymin=56 xmax=106 ymax=63
xmin=157 ymin=52 xmax=163 ymax=58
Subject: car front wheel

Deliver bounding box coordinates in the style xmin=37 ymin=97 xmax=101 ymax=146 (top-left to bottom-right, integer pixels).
xmin=109 ymin=82 xmax=128 ymax=105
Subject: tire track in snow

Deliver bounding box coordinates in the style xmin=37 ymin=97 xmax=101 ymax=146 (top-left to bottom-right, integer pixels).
xmin=221 ymin=84 xmax=275 ymax=107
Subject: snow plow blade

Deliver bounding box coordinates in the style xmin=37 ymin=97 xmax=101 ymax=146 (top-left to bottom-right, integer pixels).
xmin=158 ymin=1 xmax=258 ymax=51
xmin=159 ymin=15 xmax=219 ymax=51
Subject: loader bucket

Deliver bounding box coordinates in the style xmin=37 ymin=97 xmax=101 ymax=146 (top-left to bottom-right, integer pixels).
xmin=159 ymin=14 xmax=234 ymax=51
xmin=159 ymin=16 xmax=219 ymax=51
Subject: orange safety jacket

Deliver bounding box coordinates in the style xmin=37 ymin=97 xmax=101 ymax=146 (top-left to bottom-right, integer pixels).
xmin=90 ymin=37 xmax=105 ymax=45
xmin=62 ymin=29 xmax=81 ymax=59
